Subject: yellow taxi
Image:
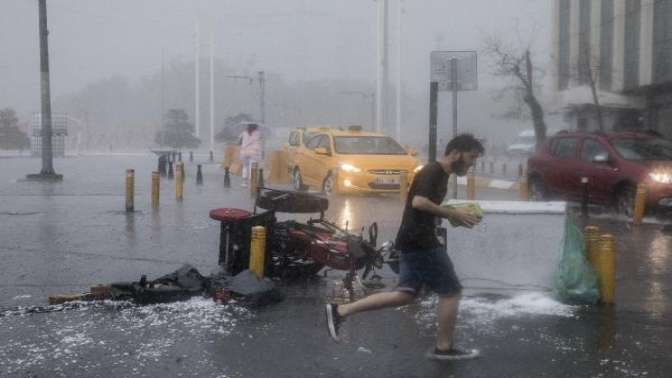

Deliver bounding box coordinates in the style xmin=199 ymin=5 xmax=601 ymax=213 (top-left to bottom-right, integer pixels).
xmin=285 ymin=126 xmax=422 ymax=194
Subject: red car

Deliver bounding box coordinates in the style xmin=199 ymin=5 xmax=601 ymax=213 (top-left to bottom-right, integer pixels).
xmin=527 ymin=131 xmax=672 ymax=216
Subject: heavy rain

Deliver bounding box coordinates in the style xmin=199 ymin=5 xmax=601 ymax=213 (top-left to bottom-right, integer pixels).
xmin=1 ymin=1 xmax=672 ymax=377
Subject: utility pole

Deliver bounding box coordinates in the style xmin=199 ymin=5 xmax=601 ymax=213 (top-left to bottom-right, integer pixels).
xmin=28 ymin=0 xmax=61 ymax=181
xmin=194 ymin=20 xmax=200 ymax=138
xmin=375 ymin=0 xmax=388 ymax=133
xmin=161 ymin=48 xmax=165 ymax=146
xmin=258 ymin=71 xmax=265 ymax=125
xmin=209 ymin=21 xmax=215 ymax=157
xmin=395 ymin=0 xmax=403 ymax=141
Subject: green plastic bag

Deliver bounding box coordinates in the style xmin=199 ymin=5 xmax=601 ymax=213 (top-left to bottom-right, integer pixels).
xmin=442 ymin=202 xmax=483 ymax=228
xmin=553 ymin=218 xmax=600 ymax=304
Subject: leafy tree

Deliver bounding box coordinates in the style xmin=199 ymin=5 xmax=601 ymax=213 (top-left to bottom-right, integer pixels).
xmin=484 ymin=36 xmax=548 ymax=145
xmin=155 ymin=108 xmax=201 ymax=149
xmin=215 ymin=112 xmax=255 ymax=143
xmin=0 ymin=108 xmax=30 ymax=150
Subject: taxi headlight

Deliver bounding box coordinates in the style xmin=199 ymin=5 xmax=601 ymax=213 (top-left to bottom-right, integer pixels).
xmin=413 ymin=165 xmax=424 ymax=173
xmin=340 ymin=163 xmax=361 ymax=173
xmin=649 ymin=172 xmax=672 ymax=184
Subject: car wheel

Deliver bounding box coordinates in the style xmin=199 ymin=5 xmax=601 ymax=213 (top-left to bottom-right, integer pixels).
xmin=322 ymin=173 xmax=336 ymax=195
xmin=529 ymin=176 xmax=546 ymax=201
xmin=616 ymin=184 xmax=636 ymax=217
xmin=292 ymin=168 xmax=307 ymax=191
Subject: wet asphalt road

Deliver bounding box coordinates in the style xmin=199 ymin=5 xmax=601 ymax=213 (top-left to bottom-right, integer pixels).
xmin=1 ymin=154 xmax=671 ymax=378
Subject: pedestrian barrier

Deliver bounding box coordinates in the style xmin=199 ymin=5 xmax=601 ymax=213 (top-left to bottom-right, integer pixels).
xmin=466 ymin=171 xmax=476 ymax=200
xmin=151 ymin=171 xmax=160 ymax=209
xmin=250 ymin=162 xmax=259 ymax=197
xmin=265 ymin=150 xmax=290 ymax=184
xmin=224 ymin=166 xmax=231 ymax=188
xmin=399 ymin=171 xmax=409 ymax=202
xmin=250 ymin=226 xmax=266 ymax=278
xmin=125 ymin=169 xmax=134 ymax=212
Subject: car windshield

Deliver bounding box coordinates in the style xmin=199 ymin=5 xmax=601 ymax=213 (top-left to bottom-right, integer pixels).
xmin=610 ymin=137 xmax=672 ymax=161
xmin=334 ymin=136 xmax=406 ymax=155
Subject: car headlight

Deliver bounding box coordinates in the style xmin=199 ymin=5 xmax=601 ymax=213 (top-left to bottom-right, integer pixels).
xmin=413 ymin=165 xmax=424 ymax=173
xmin=649 ymin=172 xmax=672 ymax=184
xmin=340 ymin=163 xmax=361 ymax=173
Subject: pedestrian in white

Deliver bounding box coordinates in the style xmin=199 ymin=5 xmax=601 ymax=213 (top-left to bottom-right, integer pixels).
xmin=238 ymin=123 xmax=262 ymax=187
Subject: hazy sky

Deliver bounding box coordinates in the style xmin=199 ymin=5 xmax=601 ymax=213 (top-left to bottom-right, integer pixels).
xmin=1 ymin=0 xmax=551 ymax=116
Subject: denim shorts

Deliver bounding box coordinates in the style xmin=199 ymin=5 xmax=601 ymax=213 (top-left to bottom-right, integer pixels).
xmin=396 ymin=246 xmax=462 ymax=296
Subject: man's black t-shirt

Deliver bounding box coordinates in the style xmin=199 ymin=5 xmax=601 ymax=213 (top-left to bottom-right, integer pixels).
xmin=395 ymin=161 xmax=449 ymax=250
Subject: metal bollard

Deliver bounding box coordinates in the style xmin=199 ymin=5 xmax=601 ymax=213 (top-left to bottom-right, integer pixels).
xmin=125 ymin=169 xmax=135 ymax=212
xmin=189 ymin=151 xmax=193 ymax=162
xmin=250 ymin=162 xmax=259 ymax=197
xmin=151 ymin=171 xmax=160 ymax=209
xmin=595 ymin=234 xmax=616 ymax=304
xmin=633 ymin=184 xmax=647 ymax=225
xmin=518 ymin=169 xmax=529 ymax=201
xmin=196 ymin=164 xmax=203 ymax=185
xmin=224 ymin=166 xmax=231 ymax=188
xmin=181 ymin=161 xmax=185 ymax=183
xmin=584 ymin=225 xmax=600 ymax=266
xmin=158 ymin=156 xmax=166 ymax=177
xmin=257 ymin=168 xmax=265 ymax=189
xmin=399 ymin=172 xmax=409 ymax=203
xmin=249 ymin=226 xmax=267 ymax=278
xmin=168 ymin=161 xmax=174 ymax=179
xmin=175 ymin=162 xmax=183 ymax=201
xmin=209 ymin=150 xmax=214 ymax=163
xmin=466 ymin=171 xmax=476 ymax=200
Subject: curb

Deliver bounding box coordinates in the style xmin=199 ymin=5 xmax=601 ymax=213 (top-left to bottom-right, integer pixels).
xmin=456 ymin=176 xmax=520 ymax=191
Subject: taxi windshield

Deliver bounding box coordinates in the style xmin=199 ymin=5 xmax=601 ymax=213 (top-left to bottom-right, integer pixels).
xmin=334 ymin=136 xmax=406 ymax=155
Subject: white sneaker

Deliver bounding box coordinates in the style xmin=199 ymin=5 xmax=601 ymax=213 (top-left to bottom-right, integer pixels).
xmin=426 ymin=347 xmax=480 ymax=360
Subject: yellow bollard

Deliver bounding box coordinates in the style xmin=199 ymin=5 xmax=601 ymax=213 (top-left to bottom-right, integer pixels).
xmin=250 ymin=162 xmax=259 ymax=197
xmin=632 ymin=184 xmax=647 ymax=225
xmin=125 ymin=169 xmax=135 ymax=212
xmin=249 ymin=226 xmax=266 ymax=278
xmin=151 ymin=171 xmax=160 ymax=209
xmin=584 ymin=225 xmax=600 ymax=266
xmin=175 ymin=161 xmax=183 ymax=201
xmin=518 ymin=169 xmax=529 ymax=201
xmin=466 ymin=170 xmax=476 ymax=200
xmin=399 ymin=172 xmax=409 ymax=202
xmin=595 ymin=233 xmax=616 ymax=304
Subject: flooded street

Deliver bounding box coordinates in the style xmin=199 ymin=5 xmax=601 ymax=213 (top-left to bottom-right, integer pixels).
xmin=1 ymin=155 xmax=671 ymax=377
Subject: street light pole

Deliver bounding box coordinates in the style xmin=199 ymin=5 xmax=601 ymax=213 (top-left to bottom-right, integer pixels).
xmin=258 ymin=71 xmax=265 ymax=125
xmin=194 ymin=20 xmax=200 ymax=138
xmin=27 ymin=0 xmax=61 ymax=181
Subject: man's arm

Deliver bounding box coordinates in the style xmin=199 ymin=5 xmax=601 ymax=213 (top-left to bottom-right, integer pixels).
xmin=411 ymin=195 xmax=480 ymax=228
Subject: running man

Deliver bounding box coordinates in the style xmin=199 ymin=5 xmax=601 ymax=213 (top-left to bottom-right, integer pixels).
xmin=325 ymin=134 xmax=484 ymax=360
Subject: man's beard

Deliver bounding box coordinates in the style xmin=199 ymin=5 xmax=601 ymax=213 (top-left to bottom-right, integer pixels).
xmin=451 ymin=158 xmax=468 ymax=176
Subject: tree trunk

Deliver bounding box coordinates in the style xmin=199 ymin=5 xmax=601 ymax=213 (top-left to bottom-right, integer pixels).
xmin=524 ymin=51 xmax=548 ymax=146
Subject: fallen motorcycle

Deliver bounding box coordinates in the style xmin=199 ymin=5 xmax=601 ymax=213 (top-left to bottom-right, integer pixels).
xmin=209 ymin=187 xmax=398 ymax=288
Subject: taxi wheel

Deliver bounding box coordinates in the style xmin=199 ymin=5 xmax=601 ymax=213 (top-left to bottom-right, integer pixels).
xmin=292 ymin=168 xmax=307 ymax=191
xmin=322 ymin=173 xmax=336 ymax=195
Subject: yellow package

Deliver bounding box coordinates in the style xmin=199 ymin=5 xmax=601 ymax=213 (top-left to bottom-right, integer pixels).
xmin=442 ymin=202 xmax=483 ymax=227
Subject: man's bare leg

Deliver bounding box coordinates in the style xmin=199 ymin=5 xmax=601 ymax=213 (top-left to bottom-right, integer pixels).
xmin=435 ymin=293 xmax=461 ymax=351
xmin=338 ymin=291 xmax=415 ymax=318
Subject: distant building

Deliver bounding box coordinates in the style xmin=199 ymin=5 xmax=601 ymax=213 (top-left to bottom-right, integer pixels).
xmin=549 ymin=0 xmax=672 ymax=138
xmin=31 ymin=113 xmax=68 ymax=157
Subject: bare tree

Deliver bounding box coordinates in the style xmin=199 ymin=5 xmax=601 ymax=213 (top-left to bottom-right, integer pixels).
xmin=579 ymin=45 xmax=605 ymax=131
xmin=484 ymin=36 xmax=548 ymax=146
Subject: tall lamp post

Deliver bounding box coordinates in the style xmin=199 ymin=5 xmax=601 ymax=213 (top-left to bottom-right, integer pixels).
xmin=27 ymin=0 xmax=62 ymax=181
